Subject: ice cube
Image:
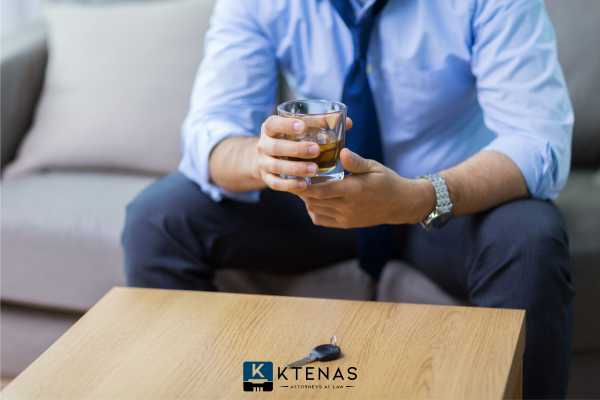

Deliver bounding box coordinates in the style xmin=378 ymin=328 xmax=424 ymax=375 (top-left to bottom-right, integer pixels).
xmin=316 ymin=131 xmax=330 ymax=144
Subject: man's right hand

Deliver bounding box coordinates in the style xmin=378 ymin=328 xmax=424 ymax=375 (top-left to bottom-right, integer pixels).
xmin=209 ymin=115 xmax=350 ymax=194
xmin=253 ymin=116 xmax=321 ymax=193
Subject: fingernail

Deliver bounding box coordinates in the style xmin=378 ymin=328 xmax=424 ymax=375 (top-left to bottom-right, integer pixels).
xmin=307 ymin=164 xmax=317 ymax=174
xmin=293 ymin=120 xmax=304 ymax=132
xmin=309 ymin=144 xmax=319 ymax=155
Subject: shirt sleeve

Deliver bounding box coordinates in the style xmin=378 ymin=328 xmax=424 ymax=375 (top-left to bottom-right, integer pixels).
xmin=471 ymin=0 xmax=574 ymax=200
xmin=178 ymin=0 xmax=277 ymax=202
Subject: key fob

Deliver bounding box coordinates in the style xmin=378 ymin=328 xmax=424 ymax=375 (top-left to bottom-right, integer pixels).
xmin=313 ymin=344 xmax=341 ymax=361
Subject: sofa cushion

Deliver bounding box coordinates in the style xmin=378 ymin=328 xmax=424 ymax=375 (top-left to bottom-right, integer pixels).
xmin=1 ymin=172 xmax=155 ymax=310
xmin=216 ymin=262 xmax=374 ymax=301
xmin=4 ymin=0 xmax=214 ymax=178
xmin=378 ymin=262 xmax=464 ymax=305
xmin=546 ymin=0 xmax=600 ymax=167
xmin=216 ymin=260 xmax=463 ymax=305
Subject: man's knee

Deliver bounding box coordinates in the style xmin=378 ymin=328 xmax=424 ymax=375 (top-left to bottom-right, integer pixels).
xmin=122 ymin=178 xmax=170 ymax=285
xmin=123 ymin=173 xmax=212 ymax=244
xmin=123 ymin=177 xmax=173 ymax=252
xmin=121 ymin=173 xmax=214 ymax=285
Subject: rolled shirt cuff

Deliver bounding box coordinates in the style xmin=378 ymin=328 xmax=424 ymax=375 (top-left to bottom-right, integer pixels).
xmin=179 ymin=119 xmax=261 ymax=203
xmin=482 ymin=134 xmax=560 ymax=200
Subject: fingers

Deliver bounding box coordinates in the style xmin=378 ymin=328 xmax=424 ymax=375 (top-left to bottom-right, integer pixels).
xmin=306 ymin=211 xmax=339 ymax=227
xmin=305 ymin=201 xmax=354 ymax=228
xmin=302 ymin=197 xmax=344 ymax=210
xmin=258 ymin=156 xmax=317 ymax=177
xmin=302 ymin=179 xmax=349 ymax=199
xmin=257 ymin=114 xmax=353 ymax=196
xmin=301 ymin=195 xmax=343 ymax=227
xmin=259 ymin=135 xmax=320 ymax=159
xmin=305 ymin=202 xmax=339 ymax=216
xmin=262 ymin=173 xmax=307 ymax=192
xmin=262 ymin=115 xmax=305 ymax=139
xmin=264 ymin=114 xmax=350 ymax=136
xmin=340 ymin=148 xmax=379 ymax=174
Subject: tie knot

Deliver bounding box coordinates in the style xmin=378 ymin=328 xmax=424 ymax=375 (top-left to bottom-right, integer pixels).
xmin=330 ymin=0 xmax=389 ymax=59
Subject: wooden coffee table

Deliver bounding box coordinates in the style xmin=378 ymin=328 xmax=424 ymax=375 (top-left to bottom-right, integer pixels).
xmin=3 ymin=287 xmax=524 ymax=399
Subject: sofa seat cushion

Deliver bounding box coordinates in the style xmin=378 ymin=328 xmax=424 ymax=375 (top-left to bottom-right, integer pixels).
xmin=1 ymin=172 xmax=155 ymax=310
xmin=217 ymin=260 xmax=463 ymax=305
xmin=216 ymin=262 xmax=373 ymax=301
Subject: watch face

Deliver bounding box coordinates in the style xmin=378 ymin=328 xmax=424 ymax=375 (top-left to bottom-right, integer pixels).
xmin=431 ymin=212 xmax=452 ymax=228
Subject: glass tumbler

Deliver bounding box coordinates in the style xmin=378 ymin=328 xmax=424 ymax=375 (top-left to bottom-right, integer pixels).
xmin=276 ymin=99 xmax=347 ymax=184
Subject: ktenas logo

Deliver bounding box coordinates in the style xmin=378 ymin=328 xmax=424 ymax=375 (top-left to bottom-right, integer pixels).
xmin=243 ymin=361 xmax=274 ymax=392
xmin=242 ymin=361 xmax=358 ymax=393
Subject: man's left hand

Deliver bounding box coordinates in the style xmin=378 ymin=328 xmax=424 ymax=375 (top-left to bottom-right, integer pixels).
xmin=298 ymin=149 xmax=435 ymax=228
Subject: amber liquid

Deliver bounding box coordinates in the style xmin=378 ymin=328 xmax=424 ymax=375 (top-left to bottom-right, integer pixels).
xmin=286 ymin=140 xmax=339 ymax=172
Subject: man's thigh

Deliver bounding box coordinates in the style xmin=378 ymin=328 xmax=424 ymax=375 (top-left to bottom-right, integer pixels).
xmin=129 ymin=172 xmax=357 ymax=274
xmin=395 ymin=216 xmax=472 ymax=299
xmin=397 ymin=198 xmax=571 ymax=301
xmin=209 ymin=190 xmax=357 ymax=274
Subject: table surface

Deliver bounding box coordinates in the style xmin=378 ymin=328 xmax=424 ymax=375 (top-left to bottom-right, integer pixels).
xmin=3 ymin=287 xmax=524 ymax=399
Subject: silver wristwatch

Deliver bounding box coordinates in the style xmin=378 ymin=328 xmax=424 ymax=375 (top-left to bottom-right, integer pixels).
xmin=419 ymin=174 xmax=453 ymax=230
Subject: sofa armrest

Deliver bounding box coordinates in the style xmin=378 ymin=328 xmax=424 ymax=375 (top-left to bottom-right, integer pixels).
xmin=1 ymin=21 xmax=48 ymax=171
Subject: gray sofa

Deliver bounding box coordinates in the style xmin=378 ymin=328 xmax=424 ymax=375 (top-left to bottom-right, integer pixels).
xmin=1 ymin=1 xmax=599 ymax=397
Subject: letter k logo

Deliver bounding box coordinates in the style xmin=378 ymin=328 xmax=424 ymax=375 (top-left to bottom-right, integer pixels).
xmin=243 ymin=361 xmax=273 ymax=392
xmin=252 ymin=363 xmax=265 ymax=378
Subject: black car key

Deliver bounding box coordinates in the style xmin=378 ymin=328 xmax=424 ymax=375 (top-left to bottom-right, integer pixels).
xmin=287 ymin=336 xmax=342 ymax=367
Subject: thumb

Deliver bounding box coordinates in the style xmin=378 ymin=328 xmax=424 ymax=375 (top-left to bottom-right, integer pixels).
xmin=340 ymin=148 xmax=378 ymax=174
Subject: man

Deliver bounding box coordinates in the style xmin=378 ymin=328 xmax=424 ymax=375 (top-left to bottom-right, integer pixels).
xmin=122 ymin=0 xmax=574 ymax=397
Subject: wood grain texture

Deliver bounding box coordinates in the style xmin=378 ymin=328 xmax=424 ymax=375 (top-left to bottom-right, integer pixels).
xmin=2 ymin=287 xmax=524 ymax=399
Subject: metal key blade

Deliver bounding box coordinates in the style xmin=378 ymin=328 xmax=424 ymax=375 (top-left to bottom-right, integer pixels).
xmin=287 ymin=353 xmax=317 ymax=368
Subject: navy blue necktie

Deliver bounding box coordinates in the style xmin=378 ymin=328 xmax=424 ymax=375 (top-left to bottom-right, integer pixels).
xmin=330 ymin=0 xmax=392 ymax=281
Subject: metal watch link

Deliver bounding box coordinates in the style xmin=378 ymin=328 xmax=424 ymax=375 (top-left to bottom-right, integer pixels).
xmin=418 ymin=174 xmax=453 ymax=230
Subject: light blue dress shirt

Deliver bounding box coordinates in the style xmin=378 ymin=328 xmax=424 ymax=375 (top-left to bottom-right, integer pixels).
xmin=179 ymin=0 xmax=573 ymax=203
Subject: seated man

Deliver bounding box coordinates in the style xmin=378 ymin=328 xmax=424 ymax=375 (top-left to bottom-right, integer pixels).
xmin=122 ymin=0 xmax=574 ymax=397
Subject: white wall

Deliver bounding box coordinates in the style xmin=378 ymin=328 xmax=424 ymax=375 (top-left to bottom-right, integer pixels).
xmin=1 ymin=0 xmax=42 ymax=36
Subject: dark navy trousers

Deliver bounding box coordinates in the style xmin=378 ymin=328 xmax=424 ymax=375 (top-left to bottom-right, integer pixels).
xmin=122 ymin=172 xmax=574 ymax=399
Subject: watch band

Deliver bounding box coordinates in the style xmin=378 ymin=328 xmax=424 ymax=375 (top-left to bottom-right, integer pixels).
xmin=419 ymin=174 xmax=453 ymax=230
